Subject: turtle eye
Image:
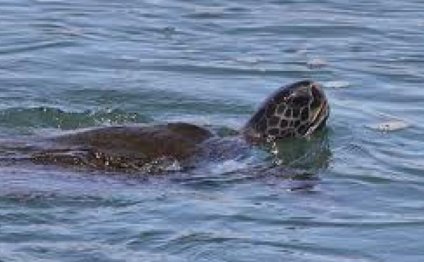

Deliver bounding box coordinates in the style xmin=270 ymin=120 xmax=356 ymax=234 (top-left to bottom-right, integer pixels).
xmin=290 ymin=95 xmax=310 ymax=107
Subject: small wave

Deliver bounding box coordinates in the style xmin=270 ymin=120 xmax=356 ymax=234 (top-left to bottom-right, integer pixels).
xmin=0 ymin=106 xmax=151 ymax=130
xmin=226 ymin=24 xmax=383 ymax=38
xmin=0 ymin=191 xmax=140 ymax=209
xmin=139 ymin=63 xmax=324 ymax=77
xmin=0 ymin=40 xmax=77 ymax=56
xmin=184 ymin=5 xmax=249 ymax=20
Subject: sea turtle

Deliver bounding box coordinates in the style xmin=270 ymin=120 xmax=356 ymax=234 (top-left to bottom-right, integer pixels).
xmin=0 ymin=80 xmax=329 ymax=174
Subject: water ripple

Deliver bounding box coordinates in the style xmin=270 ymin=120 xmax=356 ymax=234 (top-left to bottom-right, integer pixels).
xmin=1 ymin=0 xmax=424 ymax=261
xmin=0 ymin=40 xmax=77 ymax=55
xmin=0 ymin=107 xmax=150 ymax=130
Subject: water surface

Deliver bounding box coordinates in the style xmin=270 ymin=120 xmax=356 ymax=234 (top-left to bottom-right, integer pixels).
xmin=1 ymin=0 xmax=424 ymax=261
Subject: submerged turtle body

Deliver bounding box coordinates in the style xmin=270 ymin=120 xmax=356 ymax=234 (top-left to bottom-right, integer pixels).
xmin=5 ymin=80 xmax=330 ymax=173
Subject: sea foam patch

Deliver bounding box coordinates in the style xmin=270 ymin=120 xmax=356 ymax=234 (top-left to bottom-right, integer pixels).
xmin=368 ymin=120 xmax=410 ymax=132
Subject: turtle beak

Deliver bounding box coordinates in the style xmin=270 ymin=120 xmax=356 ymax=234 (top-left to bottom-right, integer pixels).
xmin=311 ymin=99 xmax=327 ymax=124
xmin=305 ymin=84 xmax=329 ymax=136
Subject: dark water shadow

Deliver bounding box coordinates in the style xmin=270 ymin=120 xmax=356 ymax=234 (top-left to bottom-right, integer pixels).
xmin=270 ymin=130 xmax=332 ymax=172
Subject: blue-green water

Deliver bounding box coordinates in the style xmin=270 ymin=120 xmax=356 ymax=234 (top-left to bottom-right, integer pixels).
xmin=1 ymin=0 xmax=424 ymax=261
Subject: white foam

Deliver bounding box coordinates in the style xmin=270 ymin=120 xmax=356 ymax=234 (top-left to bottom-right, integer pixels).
xmin=234 ymin=56 xmax=261 ymax=65
xmin=323 ymin=80 xmax=351 ymax=89
xmin=205 ymin=159 xmax=249 ymax=175
xmin=307 ymin=58 xmax=327 ymax=68
xmin=368 ymin=120 xmax=410 ymax=132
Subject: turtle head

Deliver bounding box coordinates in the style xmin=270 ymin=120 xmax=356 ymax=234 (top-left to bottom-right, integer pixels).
xmin=243 ymin=80 xmax=329 ymax=143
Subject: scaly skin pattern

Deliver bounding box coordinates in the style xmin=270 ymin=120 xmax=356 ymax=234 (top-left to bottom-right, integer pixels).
xmin=243 ymin=80 xmax=329 ymax=142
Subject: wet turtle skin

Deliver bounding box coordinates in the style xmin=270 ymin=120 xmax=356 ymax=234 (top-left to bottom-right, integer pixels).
xmin=31 ymin=123 xmax=214 ymax=172
xmin=3 ymin=80 xmax=330 ymax=173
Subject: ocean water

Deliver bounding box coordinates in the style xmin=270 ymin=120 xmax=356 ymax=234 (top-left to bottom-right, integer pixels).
xmin=1 ymin=0 xmax=424 ymax=261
